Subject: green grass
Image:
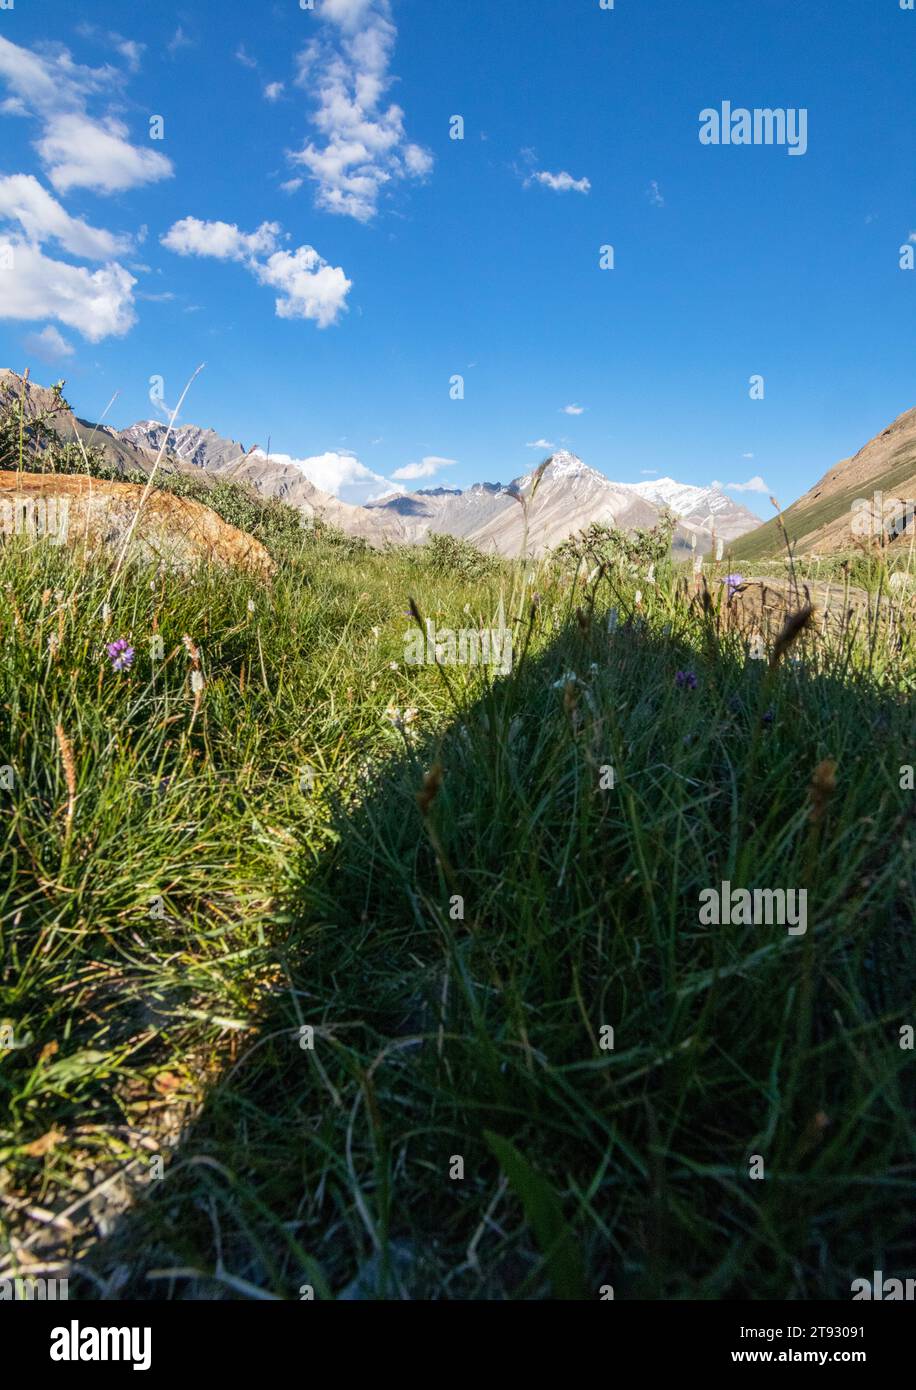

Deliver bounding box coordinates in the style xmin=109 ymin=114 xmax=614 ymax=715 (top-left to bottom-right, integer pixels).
xmin=0 ymin=527 xmax=914 ymax=1300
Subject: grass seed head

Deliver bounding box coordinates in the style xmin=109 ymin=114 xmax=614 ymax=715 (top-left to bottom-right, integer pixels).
xmin=769 ymin=602 xmax=814 ymax=669
xmin=809 ymin=757 xmax=838 ymax=823
xmin=416 ymin=762 xmax=443 ymax=815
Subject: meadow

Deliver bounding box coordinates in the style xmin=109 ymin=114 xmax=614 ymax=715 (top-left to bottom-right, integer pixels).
xmin=0 ymin=493 xmax=914 ymax=1300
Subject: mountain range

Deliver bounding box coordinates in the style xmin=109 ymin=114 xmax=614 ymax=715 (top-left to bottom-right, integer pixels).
xmin=1 ymin=369 xmax=763 ymax=556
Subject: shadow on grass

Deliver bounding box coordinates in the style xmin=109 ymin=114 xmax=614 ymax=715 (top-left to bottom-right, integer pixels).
xmin=65 ymin=609 xmax=916 ymax=1300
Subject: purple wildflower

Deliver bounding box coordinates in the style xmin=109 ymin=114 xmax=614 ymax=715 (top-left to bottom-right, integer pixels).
xmin=761 ymin=708 xmax=775 ymax=727
xmin=675 ymin=670 xmax=698 ymax=690
xmin=106 ymin=637 xmax=134 ymax=672
xmin=725 ymin=573 xmax=744 ymax=599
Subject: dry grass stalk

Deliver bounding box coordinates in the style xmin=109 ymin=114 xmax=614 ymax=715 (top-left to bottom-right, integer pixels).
xmin=55 ymin=721 xmax=76 ymax=825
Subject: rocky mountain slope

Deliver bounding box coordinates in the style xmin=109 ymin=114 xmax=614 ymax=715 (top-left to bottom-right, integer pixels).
xmin=119 ymin=420 xmax=250 ymax=473
xmin=0 ymin=372 xmax=399 ymax=545
xmin=368 ymin=452 xmax=757 ymax=557
xmin=730 ymin=405 xmax=916 ymax=560
xmin=0 ymin=370 xmax=174 ymax=477
xmin=3 ymin=370 xmax=764 ymax=557
xmin=631 ymin=477 xmax=759 ymax=544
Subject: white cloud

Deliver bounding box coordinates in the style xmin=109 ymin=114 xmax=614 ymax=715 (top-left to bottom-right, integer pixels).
xmin=403 ymin=143 xmax=434 ymax=177
xmin=24 ymin=324 xmax=74 ymax=361
xmin=640 ymin=469 xmax=658 ymax=475
xmin=322 ymin=0 xmax=379 ymax=25
xmin=530 ymin=169 xmax=590 ymax=195
xmin=75 ymin=25 xmax=145 ymax=72
xmin=710 ymin=478 xmax=722 ymax=489
xmin=526 ymin=438 xmax=555 ymax=449
xmin=0 ymin=236 xmax=136 ymax=340
xmin=561 ymin=403 xmax=585 ymax=415
xmin=115 ymin=39 xmax=145 ymax=73
xmin=726 ymin=475 xmax=770 ymax=494
xmin=280 ymin=177 xmax=303 ymax=194
xmin=168 ymin=27 xmax=194 ymax=55
xmin=38 ymin=113 xmax=172 ymax=195
xmin=162 ymin=217 xmax=280 ymax=261
xmin=742 ymin=452 xmax=755 ymax=459
xmin=647 ymin=179 xmax=664 ymax=207
xmin=391 ymin=455 xmax=457 ymax=480
xmin=0 ymin=174 xmax=131 ymax=258
xmin=0 ymin=36 xmax=173 ymax=196
xmin=264 ymin=81 xmax=285 ymax=102
xmin=236 ymin=45 xmax=257 ymax=69
xmin=257 ymin=446 xmax=390 ymax=504
xmin=161 ymin=216 xmax=351 ymax=328
xmin=289 ymin=0 xmax=433 ymax=221
xmin=254 ymin=246 xmax=352 ymax=328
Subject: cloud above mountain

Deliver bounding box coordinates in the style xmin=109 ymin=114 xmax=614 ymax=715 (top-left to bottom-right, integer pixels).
xmin=0 ymin=36 xmax=165 ymax=341
xmin=0 ymin=238 xmax=136 ymax=340
xmin=391 ymin=456 xmax=457 ymax=480
xmin=0 ymin=36 xmax=173 ymax=195
xmin=24 ymin=324 xmax=75 ymax=362
xmin=161 ymin=217 xmax=352 ymax=328
xmin=288 ymin=0 xmax=433 ymax=221
xmin=255 ymin=447 xmax=392 ymax=505
xmin=727 ymin=475 xmax=770 ymax=494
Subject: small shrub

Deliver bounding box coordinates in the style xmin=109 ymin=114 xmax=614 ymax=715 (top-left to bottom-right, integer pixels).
xmin=422 ymin=531 xmax=502 ymax=580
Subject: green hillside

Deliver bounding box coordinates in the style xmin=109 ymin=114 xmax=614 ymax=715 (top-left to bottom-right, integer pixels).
xmin=730 ymin=436 xmax=916 ymax=562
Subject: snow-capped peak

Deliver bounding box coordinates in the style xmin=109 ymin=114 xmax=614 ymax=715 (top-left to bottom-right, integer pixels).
xmin=513 ymin=450 xmax=603 ymax=493
xmin=545 ymin=449 xmax=592 ymax=477
xmin=631 ymin=476 xmax=731 ymax=514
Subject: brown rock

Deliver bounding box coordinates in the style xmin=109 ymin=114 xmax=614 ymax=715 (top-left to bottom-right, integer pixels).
xmin=724 ymin=576 xmax=875 ymax=639
xmin=0 ymin=471 xmax=274 ymax=578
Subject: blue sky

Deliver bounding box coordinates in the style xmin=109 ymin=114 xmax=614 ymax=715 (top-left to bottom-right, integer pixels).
xmin=0 ymin=0 xmax=914 ymax=514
